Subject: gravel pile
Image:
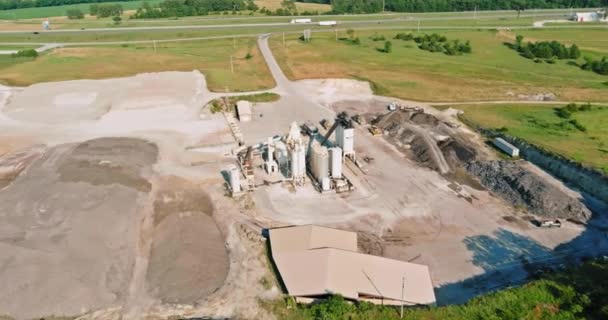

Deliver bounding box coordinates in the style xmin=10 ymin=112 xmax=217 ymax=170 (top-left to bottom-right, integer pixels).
xmin=467 ymin=160 xmax=592 ymax=222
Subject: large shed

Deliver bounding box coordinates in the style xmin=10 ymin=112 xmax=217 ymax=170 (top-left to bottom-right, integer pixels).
xmin=236 ymin=100 xmax=252 ymax=122
xmin=268 ymin=225 xmax=436 ymax=306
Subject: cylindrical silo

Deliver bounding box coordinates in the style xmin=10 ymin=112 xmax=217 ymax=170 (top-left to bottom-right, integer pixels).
xmin=329 ymin=147 xmax=342 ymax=178
xmin=310 ymin=142 xmax=329 ymax=182
xmin=229 ymin=165 xmax=241 ymax=194
xmin=336 ymin=125 xmax=354 ymax=154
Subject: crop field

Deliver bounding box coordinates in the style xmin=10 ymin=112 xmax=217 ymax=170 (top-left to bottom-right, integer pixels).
xmin=453 ymin=103 xmax=608 ymax=174
xmin=0 ymin=37 xmax=274 ymax=91
xmin=269 ymin=28 xmax=608 ymax=102
xmin=0 ymin=0 xmax=162 ymax=20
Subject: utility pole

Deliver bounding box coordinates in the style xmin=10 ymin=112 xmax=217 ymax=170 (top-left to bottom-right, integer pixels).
xmin=382 ymin=0 xmax=385 ymax=13
xmin=400 ymin=276 xmax=405 ymax=319
xmin=474 ymin=6 xmax=477 ymax=19
xmin=335 ymin=29 xmax=338 ymax=41
xmin=230 ymin=55 xmax=234 ymax=74
xmin=282 ymin=32 xmax=285 ymax=46
xmin=153 ymin=40 xmax=157 ymax=53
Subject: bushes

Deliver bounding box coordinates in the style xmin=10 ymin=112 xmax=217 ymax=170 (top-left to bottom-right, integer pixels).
xmin=394 ymin=32 xmax=414 ymax=41
xmin=581 ymin=57 xmax=608 ymax=75
xmin=11 ymin=49 xmax=38 ymax=58
xmin=90 ymin=3 xmax=123 ymax=18
xmin=408 ymin=33 xmax=471 ymax=56
xmin=369 ymin=33 xmax=385 ymax=41
xmin=66 ymin=8 xmax=84 ymax=19
xmin=512 ymin=36 xmax=580 ymax=61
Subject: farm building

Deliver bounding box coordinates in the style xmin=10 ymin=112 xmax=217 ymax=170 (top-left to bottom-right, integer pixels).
xmin=236 ymin=100 xmax=252 ymax=122
xmin=571 ymin=12 xmax=602 ymax=22
xmin=493 ymin=137 xmax=520 ymax=157
xmin=268 ymin=225 xmax=436 ymax=306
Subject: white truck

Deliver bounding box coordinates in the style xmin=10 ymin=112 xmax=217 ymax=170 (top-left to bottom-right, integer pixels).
xmin=290 ymin=18 xmax=312 ymax=24
xmin=319 ymin=20 xmax=337 ymax=26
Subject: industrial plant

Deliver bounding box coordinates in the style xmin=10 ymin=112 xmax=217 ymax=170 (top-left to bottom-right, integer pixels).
xmin=226 ymin=113 xmax=357 ymax=196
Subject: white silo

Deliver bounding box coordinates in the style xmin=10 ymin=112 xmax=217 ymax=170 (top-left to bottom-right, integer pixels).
xmin=297 ymin=144 xmax=306 ymax=176
xmin=336 ymin=125 xmax=354 ymax=154
xmin=289 ymin=143 xmax=306 ymax=184
xmin=329 ymin=147 xmax=342 ymax=178
xmin=321 ymin=177 xmax=331 ymax=191
xmin=274 ymin=141 xmax=289 ymax=173
xmin=310 ymin=142 xmax=329 ymax=183
xmin=229 ymin=165 xmax=241 ymax=194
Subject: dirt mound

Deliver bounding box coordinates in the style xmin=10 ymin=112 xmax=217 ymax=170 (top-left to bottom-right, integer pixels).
xmin=467 ymin=160 xmax=592 ymax=222
xmin=0 ymin=138 xmax=157 ymax=319
xmin=374 ymin=110 xmax=478 ymax=173
xmin=438 ymin=137 xmax=478 ymax=169
xmin=57 ymin=137 xmax=158 ymax=192
xmin=410 ymin=112 xmax=440 ymax=127
xmin=146 ymin=177 xmax=229 ymax=304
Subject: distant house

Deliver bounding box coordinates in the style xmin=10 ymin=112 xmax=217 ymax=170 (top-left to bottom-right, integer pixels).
xmin=268 ymin=225 xmax=436 ymax=306
xmin=571 ymin=12 xmax=602 ymax=22
xmin=236 ymin=100 xmax=252 ymax=122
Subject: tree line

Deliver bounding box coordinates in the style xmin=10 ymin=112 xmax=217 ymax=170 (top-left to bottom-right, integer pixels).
xmin=131 ymin=0 xmax=258 ymax=18
xmin=0 ymin=0 xmax=136 ymax=11
xmin=299 ymin=0 xmax=607 ymax=13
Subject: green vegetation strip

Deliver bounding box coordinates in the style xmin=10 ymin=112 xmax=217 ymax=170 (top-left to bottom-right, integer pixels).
xmin=454 ymin=103 xmax=608 ymax=174
xmin=209 ymin=92 xmax=280 ymax=113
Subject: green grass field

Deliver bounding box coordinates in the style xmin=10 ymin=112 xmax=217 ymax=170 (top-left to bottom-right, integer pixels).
xmin=269 ymin=28 xmax=608 ymax=102
xmin=0 ymin=44 xmax=37 ymax=50
xmin=0 ymin=37 xmax=274 ymax=91
xmin=0 ymin=0 xmax=161 ymax=20
xmin=453 ymin=103 xmax=608 ymax=174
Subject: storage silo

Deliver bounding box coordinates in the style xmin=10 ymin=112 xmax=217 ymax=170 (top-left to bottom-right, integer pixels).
xmin=336 ymin=124 xmax=354 ymax=154
xmin=310 ymin=142 xmax=329 ymax=183
xmin=274 ymin=141 xmax=289 ymax=174
xmin=229 ymin=165 xmax=241 ymax=194
xmin=289 ymin=143 xmax=307 ymax=183
xmin=329 ymin=147 xmax=342 ymax=178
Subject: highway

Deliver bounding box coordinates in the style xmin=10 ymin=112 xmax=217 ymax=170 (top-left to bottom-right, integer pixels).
xmin=0 ymin=11 xmax=578 ymax=34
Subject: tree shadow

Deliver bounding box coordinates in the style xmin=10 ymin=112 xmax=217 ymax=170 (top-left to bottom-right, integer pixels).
xmin=435 ymin=198 xmax=608 ymax=306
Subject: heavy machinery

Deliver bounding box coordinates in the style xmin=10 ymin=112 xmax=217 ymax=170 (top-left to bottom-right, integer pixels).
xmin=369 ymin=125 xmax=382 ymax=136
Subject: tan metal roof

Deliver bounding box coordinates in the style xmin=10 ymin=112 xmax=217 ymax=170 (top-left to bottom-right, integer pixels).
xmin=236 ymin=100 xmax=252 ymax=115
xmin=269 ymin=225 xmax=358 ymax=253
xmin=269 ymin=226 xmax=436 ymax=305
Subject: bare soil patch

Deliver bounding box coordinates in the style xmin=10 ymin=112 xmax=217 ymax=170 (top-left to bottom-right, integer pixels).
xmin=146 ymin=176 xmax=229 ymax=305
xmin=58 ymin=137 xmax=158 ymax=192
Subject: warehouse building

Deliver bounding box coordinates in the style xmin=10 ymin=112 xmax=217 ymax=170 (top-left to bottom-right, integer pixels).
xmin=269 ymin=225 xmax=436 ymax=306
